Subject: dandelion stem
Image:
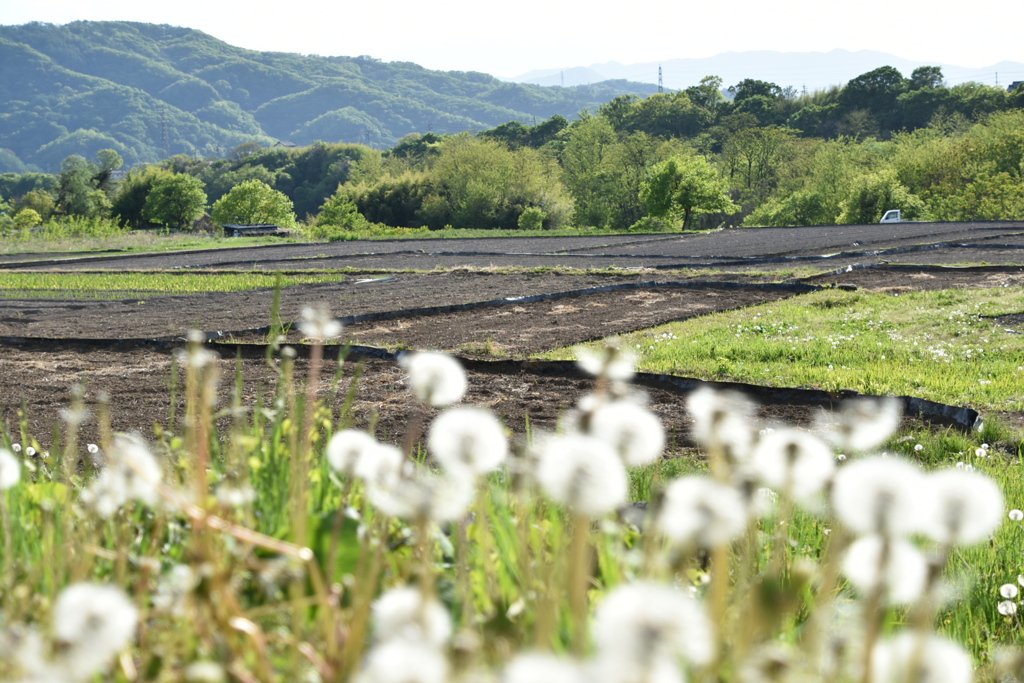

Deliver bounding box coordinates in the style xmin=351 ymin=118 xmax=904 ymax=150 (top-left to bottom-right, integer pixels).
xmin=569 ymin=512 xmax=591 ymax=656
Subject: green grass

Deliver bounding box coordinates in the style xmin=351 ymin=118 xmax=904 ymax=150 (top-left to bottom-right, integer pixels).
xmin=0 ymin=271 xmax=345 ymax=299
xmin=0 ymin=230 xmax=303 ymax=257
xmin=543 ymin=287 xmax=1024 ymax=412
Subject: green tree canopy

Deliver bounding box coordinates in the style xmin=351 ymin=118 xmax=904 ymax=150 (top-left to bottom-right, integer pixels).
xmin=211 ymin=179 xmax=296 ymax=228
xmin=143 ymin=173 xmax=208 ymax=230
xmin=640 ymin=155 xmax=739 ymax=230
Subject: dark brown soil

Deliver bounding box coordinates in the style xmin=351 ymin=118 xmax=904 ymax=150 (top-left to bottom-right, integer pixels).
xmin=3 ymin=235 xmax=1023 ymax=453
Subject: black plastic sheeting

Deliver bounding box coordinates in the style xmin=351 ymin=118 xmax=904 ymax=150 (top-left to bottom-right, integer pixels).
xmin=0 ymin=335 xmax=984 ymax=433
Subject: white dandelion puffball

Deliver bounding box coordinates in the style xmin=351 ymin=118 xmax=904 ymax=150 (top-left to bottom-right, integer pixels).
xmin=998 ymin=600 xmax=1018 ymax=616
xmin=355 ymin=640 xmax=449 ymax=683
xmin=368 ymin=467 xmax=474 ymax=523
xmin=1010 ymin=509 xmax=1024 ymax=521
xmin=503 ymin=652 xmax=587 ymax=683
xmin=428 ymin=407 xmax=508 ymax=475
xmin=298 ymin=304 xmax=343 ymax=340
xmin=80 ymin=434 xmax=163 ymax=517
xmin=589 ymin=652 xmax=685 ymax=683
xmin=589 ymin=400 xmax=665 ymax=467
xmin=750 ymin=428 xmax=835 ymax=505
xmin=372 ymin=586 xmax=452 ymax=649
xmin=687 ymin=386 xmax=756 ymax=442
xmin=535 ymin=434 xmax=627 ymax=517
xmin=400 ymin=352 xmax=467 ymax=406
xmin=841 ymin=535 xmax=928 ymax=604
xmin=831 ymin=456 xmax=926 ymax=537
xmin=575 ymin=342 xmax=636 ymax=381
xmin=820 ymin=396 xmax=902 ymax=452
xmin=53 ymin=583 xmax=138 ymax=677
xmin=921 ymin=468 xmax=1004 ymax=545
xmin=0 ymin=448 xmax=21 ymax=490
xmin=657 ymin=476 xmax=747 ymax=549
xmin=593 ymin=581 xmax=714 ymax=668
xmin=1000 ymin=583 xmax=1019 ymax=599
xmin=871 ymin=633 xmax=972 ymax=683
xmin=326 ymin=429 xmax=402 ymax=486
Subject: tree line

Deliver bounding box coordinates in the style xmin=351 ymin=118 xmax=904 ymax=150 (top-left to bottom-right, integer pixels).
xmin=2 ymin=64 xmax=1023 ymax=236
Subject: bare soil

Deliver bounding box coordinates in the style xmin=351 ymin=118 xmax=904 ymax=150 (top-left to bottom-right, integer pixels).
xmin=3 ymin=233 xmax=1024 ymax=453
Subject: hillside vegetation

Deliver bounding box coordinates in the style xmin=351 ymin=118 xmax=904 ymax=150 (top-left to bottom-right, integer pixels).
xmin=0 ymin=21 xmax=659 ymax=171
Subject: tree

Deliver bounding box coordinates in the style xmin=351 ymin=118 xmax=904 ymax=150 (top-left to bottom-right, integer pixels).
xmin=837 ymin=171 xmax=925 ymax=224
xmin=111 ymin=167 xmax=171 ymax=228
xmin=840 ymin=66 xmax=907 ymax=132
xmin=640 ymin=155 xmax=739 ymax=231
xmin=315 ymin=191 xmax=369 ymax=232
xmin=143 ymin=174 xmax=208 ymax=230
xmin=909 ymin=66 xmax=944 ymax=90
xmin=13 ymin=208 xmax=41 ymax=230
xmin=722 ymin=126 xmax=798 ymax=200
xmin=211 ymin=179 xmax=297 ymax=228
xmin=55 ymin=155 xmax=108 ymax=218
xmin=728 ymin=79 xmax=784 ymax=102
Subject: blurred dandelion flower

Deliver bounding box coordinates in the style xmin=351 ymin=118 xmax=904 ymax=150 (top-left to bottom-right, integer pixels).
xmin=921 ymin=469 xmax=1003 ymax=545
xmin=831 ymin=456 xmax=925 ymax=537
xmin=589 ymin=653 xmax=685 ymax=683
xmin=25 ymin=446 xmax=36 ymax=457
xmin=53 ymin=583 xmax=138 ymax=678
xmin=998 ymin=600 xmax=1018 ymax=616
xmin=1000 ymin=583 xmax=1019 ymax=599
xmin=535 ymin=434 xmax=627 ymax=517
xmin=593 ymin=580 xmax=714 ymax=668
xmin=428 ymin=407 xmax=508 ymax=476
xmin=326 ymin=429 xmax=402 ymax=487
xmin=368 ymin=468 xmax=473 ymax=522
xmin=841 ymin=535 xmax=928 ymax=604
xmin=372 ymin=586 xmax=452 ymax=649
xmin=819 ymin=397 xmax=901 ymax=452
xmin=0 ymin=447 xmax=20 ymax=490
xmin=686 ymin=386 xmax=758 ymax=461
xmin=355 ymin=640 xmax=449 ymax=683
xmin=657 ymin=476 xmax=747 ymax=549
xmin=80 ymin=434 xmax=163 ymax=518
xmin=576 ymin=340 xmax=636 ymax=381
xmin=298 ymin=304 xmax=343 ymax=340
xmin=1009 ymin=509 xmax=1024 ymax=521
xmin=86 ymin=443 xmax=99 ymax=454
xmin=184 ymin=661 xmax=226 ymax=683
xmin=871 ymin=633 xmax=972 ymax=683
xmin=400 ymin=352 xmax=467 ymax=406
xmin=214 ymin=482 xmax=256 ymax=508
xmin=975 ymin=447 xmax=988 ymax=458
xmin=152 ymin=564 xmax=198 ymax=616
xmin=503 ymin=652 xmax=586 ymax=683
xmin=589 ymin=400 xmax=665 ymax=467
xmin=914 ymin=444 xmax=924 ymax=452
xmin=750 ymin=428 xmax=835 ymax=506
xmin=11 ymin=443 xmax=21 ymax=453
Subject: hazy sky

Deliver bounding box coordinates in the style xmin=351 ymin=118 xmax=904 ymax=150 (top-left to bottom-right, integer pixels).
xmin=2 ymin=0 xmax=1023 ymax=78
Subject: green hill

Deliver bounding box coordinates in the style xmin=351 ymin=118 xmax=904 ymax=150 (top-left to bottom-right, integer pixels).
xmin=0 ymin=21 xmax=660 ymax=172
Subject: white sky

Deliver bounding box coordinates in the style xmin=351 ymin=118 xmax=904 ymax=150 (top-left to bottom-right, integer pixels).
xmin=1 ymin=0 xmax=1022 ymax=78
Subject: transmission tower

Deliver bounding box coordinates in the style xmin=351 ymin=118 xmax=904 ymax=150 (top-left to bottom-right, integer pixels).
xmin=658 ymin=65 xmax=663 ymax=93
xmin=161 ymin=108 xmax=170 ymax=153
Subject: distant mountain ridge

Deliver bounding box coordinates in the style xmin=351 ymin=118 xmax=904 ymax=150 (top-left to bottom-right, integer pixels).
xmin=0 ymin=21 xmax=660 ymax=172
xmin=511 ymin=49 xmax=1024 ymax=92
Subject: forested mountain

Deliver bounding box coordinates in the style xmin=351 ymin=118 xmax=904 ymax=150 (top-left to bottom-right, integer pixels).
xmin=0 ymin=21 xmax=660 ymax=172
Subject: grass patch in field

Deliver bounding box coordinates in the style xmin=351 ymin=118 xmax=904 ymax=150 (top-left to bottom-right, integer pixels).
xmin=542 ymin=287 xmax=1024 ymax=412
xmin=0 ymin=230 xmax=302 ymax=257
xmin=0 ymin=271 xmax=344 ymax=298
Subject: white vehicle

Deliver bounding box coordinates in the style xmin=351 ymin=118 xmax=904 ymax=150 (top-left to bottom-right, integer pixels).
xmin=880 ymin=209 xmax=909 ymax=223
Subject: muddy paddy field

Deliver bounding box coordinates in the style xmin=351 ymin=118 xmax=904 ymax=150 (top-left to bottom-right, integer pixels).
xmin=2 ymin=221 xmax=1024 ymax=450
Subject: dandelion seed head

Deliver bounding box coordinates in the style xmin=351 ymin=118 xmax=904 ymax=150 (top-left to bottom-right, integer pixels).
xmin=428 ymin=407 xmax=508 ymax=476
xmin=588 ymin=400 xmax=665 ymax=467
xmin=215 ymin=482 xmax=256 ymax=508
xmin=687 ymin=387 xmax=757 ymax=459
xmin=575 ymin=340 xmax=636 ymax=381
xmin=86 ymin=444 xmax=99 ymax=454
xmin=11 ymin=443 xmax=21 ymax=453
xmin=184 ymin=661 xmax=226 ymax=683
xmin=657 ymin=476 xmax=747 ymax=549
xmin=1012 ymin=510 xmax=1024 ymax=521
xmin=53 ymin=583 xmax=138 ymax=677
xmin=842 ymin=535 xmax=928 ymax=604
xmin=593 ymin=580 xmax=714 ymax=668
xmin=0 ymin=448 xmax=21 ymax=490
xmin=750 ymin=429 xmax=835 ymax=506
xmin=400 ymin=352 xmax=467 ymax=406
xmin=535 ymin=434 xmax=627 ymax=518
xmin=975 ymin=447 xmax=988 ymax=458
xmin=831 ymin=456 xmax=925 ymax=537
xmin=871 ymin=633 xmax=972 ymax=683
xmin=998 ymin=600 xmax=1018 ymax=616
xmin=819 ymin=397 xmax=902 ymax=452
xmin=1000 ymin=583 xmax=1019 ymax=599
xmin=914 ymin=444 xmax=924 ymax=452
xmin=922 ymin=469 xmax=1003 ymax=545
xmin=298 ymin=304 xmax=343 ymax=340
xmin=326 ymin=430 xmax=402 ymax=487
xmin=368 ymin=468 xmax=473 ymax=522
xmin=503 ymin=652 xmax=586 ymax=683
xmin=152 ymin=564 xmax=198 ymax=616
xmin=354 ymin=640 xmax=449 ymax=683
xmin=372 ymin=586 xmax=452 ymax=649
xmin=25 ymin=446 xmax=36 ymax=457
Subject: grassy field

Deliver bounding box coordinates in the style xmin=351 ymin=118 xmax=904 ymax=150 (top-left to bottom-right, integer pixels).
xmin=2 ymin=282 xmax=1024 ymax=681
xmin=543 ymin=287 xmax=1024 ymax=413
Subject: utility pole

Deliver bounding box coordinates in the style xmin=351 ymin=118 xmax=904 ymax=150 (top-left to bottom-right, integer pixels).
xmin=658 ymin=65 xmax=663 ymax=93
xmin=161 ymin=108 xmax=170 ymax=154
xmin=560 ymin=70 xmax=564 ymax=88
